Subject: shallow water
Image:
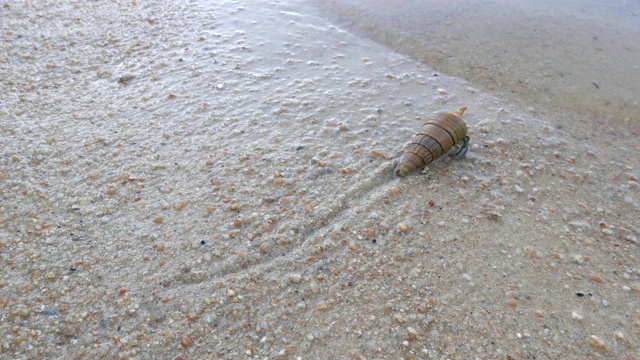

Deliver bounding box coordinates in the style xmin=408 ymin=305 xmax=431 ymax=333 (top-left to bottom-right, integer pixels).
xmin=1 ymin=0 xmax=639 ymax=359
xmin=309 ymin=0 xmax=640 ymax=134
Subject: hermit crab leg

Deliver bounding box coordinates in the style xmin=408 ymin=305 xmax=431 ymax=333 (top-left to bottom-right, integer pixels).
xmin=453 ymin=135 xmax=470 ymax=158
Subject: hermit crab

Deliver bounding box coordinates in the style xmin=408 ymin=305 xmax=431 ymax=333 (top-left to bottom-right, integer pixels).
xmin=395 ymin=106 xmax=469 ymax=177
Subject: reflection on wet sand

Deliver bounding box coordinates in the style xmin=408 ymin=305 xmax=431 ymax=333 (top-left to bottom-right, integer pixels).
xmin=309 ymin=0 xmax=640 ymax=133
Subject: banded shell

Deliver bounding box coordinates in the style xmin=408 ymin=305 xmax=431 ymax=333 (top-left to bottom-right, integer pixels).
xmin=395 ymin=106 xmax=469 ymax=177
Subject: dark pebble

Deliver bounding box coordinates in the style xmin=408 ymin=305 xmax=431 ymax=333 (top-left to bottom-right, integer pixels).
xmin=42 ymin=306 xmax=59 ymax=316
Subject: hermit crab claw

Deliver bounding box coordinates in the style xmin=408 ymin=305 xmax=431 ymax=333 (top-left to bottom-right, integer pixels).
xmin=453 ymin=135 xmax=470 ymax=158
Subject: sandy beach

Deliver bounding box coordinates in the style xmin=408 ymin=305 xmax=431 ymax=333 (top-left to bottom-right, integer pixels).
xmin=1 ymin=0 xmax=638 ymax=359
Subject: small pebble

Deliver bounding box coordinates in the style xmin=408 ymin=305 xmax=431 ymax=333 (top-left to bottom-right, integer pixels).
xmin=407 ymin=327 xmax=418 ymax=341
xmin=486 ymin=210 xmax=503 ymax=221
xmin=601 ymin=228 xmax=613 ymax=235
xmin=180 ymin=335 xmax=192 ymax=347
xmin=589 ymin=335 xmax=606 ymax=350
xmin=589 ymin=274 xmax=602 ymax=283
xmin=43 ymin=272 xmax=56 ymax=280
xmin=42 ymin=306 xmax=59 ymax=316
xmin=150 ymin=308 xmax=165 ymax=322
xmin=523 ymin=246 xmax=537 ymax=256
xmin=571 ymin=311 xmax=583 ymax=320
xmin=387 ymin=186 xmax=402 ymax=195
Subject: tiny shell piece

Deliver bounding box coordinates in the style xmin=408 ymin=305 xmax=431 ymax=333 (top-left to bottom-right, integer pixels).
xmin=589 ymin=335 xmax=606 ymax=349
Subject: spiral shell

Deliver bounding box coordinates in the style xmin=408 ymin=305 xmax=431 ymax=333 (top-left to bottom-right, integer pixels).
xmin=395 ymin=106 xmax=469 ymax=177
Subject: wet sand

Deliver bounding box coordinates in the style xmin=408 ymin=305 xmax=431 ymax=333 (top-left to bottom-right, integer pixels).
xmin=310 ymin=0 xmax=640 ymax=134
xmin=1 ymin=0 xmax=638 ymax=359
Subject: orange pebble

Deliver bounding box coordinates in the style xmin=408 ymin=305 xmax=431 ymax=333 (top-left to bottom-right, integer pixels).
xmin=181 ymin=335 xmax=192 ymax=347
xmin=589 ymin=274 xmax=602 ymax=283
